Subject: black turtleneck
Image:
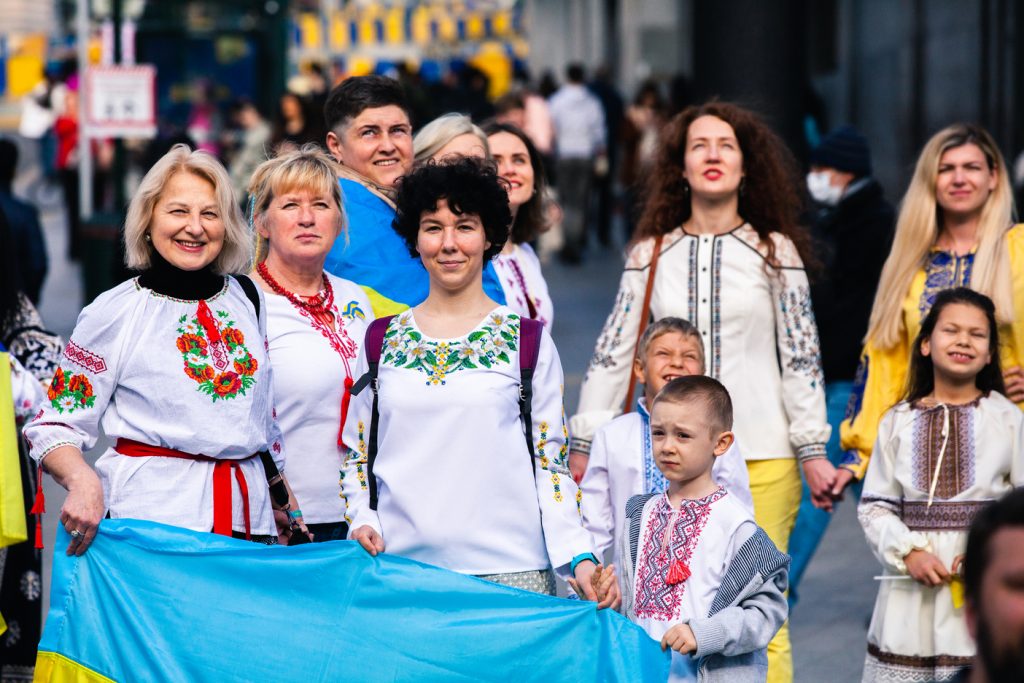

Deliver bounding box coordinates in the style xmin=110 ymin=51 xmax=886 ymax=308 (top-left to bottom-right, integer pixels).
xmin=137 ymin=248 xmax=224 ymax=300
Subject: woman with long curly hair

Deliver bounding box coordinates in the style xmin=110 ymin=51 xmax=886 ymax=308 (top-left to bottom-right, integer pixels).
xmin=838 ymin=123 xmax=1024 ymax=492
xmin=569 ymin=101 xmax=830 ymax=683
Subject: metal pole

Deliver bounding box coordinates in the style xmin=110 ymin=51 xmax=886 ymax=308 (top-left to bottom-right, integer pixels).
xmin=77 ymin=0 xmax=93 ymax=219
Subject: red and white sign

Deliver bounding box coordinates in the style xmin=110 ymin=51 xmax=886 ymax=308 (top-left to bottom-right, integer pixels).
xmin=85 ymin=65 xmax=156 ymax=138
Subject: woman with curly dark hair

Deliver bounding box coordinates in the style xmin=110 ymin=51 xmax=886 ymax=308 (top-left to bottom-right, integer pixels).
xmin=568 ymin=101 xmax=830 ymax=682
xmin=341 ymin=158 xmax=617 ymax=608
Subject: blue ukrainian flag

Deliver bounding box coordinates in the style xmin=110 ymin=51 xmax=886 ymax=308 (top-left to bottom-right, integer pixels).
xmin=35 ymin=520 xmax=669 ymax=681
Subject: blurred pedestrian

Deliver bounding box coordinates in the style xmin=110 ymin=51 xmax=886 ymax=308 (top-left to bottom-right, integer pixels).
xmin=271 ymin=92 xmax=322 ymax=153
xmin=484 ymin=121 xmax=555 ymax=326
xmin=787 ymin=125 xmax=895 ymax=603
xmin=0 ymin=208 xmax=61 ymax=681
xmin=226 ymin=100 xmax=271 ymax=201
xmin=960 ymin=487 xmax=1024 ymax=683
xmin=570 ymin=102 xmax=830 ymax=683
xmin=588 ymin=66 xmax=624 ymax=247
xmin=548 ymin=64 xmax=605 ymax=264
xmin=248 ymin=146 xmax=372 ymax=543
xmin=23 ymin=144 xmax=308 ymax=554
xmin=858 ymin=288 xmax=1023 ymax=683
xmin=620 ymin=80 xmax=668 ymax=238
xmin=839 ymin=124 xmax=1024 ymax=495
xmin=0 ymin=139 xmax=48 ymax=303
xmin=343 ymin=157 xmax=616 ymax=607
xmin=412 ymin=113 xmax=490 ymax=164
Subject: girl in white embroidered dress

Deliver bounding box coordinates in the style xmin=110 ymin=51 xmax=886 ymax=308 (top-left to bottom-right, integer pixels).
xmin=484 ymin=122 xmax=555 ymax=327
xmin=249 ymin=146 xmax=372 ymax=542
xmin=24 ymin=145 xmax=305 ymax=554
xmin=858 ymin=288 xmax=1024 ymax=683
xmin=341 ymin=157 xmax=615 ymax=605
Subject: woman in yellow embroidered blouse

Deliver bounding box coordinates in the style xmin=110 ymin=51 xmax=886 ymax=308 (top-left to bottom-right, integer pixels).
xmin=838 ymin=123 xmax=1024 ymax=490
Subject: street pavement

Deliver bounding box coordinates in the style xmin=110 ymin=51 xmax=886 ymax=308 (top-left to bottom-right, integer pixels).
xmin=22 ymin=158 xmax=877 ymax=679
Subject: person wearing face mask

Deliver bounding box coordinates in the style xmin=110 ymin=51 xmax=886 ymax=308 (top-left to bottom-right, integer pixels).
xmin=787 ymin=126 xmax=895 ymax=603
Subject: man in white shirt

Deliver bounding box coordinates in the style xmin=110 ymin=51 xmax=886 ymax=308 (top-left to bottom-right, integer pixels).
xmin=548 ymin=63 xmax=606 ymax=264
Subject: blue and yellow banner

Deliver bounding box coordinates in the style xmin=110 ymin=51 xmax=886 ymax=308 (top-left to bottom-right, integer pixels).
xmin=37 ymin=520 xmax=669 ymax=682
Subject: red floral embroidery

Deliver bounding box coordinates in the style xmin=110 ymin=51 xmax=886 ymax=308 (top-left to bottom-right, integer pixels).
xmin=634 ymin=489 xmax=728 ymax=620
xmin=47 ymin=367 xmax=96 ymax=414
xmin=176 ymin=306 xmax=257 ymax=402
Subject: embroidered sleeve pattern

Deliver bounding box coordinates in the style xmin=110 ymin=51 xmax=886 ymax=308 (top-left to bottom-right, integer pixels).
xmin=338 ymin=346 xmax=381 ymax=535
xmin=778 ymin=285 xmax=824 ymax=388
xmin=175 ymin=308 xmax=258 ymax=402
xmin=46 ymin=367 xmax=96 ymax=414
xmin=382 ymin=311 xmax=519 ymax=385
xmin=585 ymin=288 xmax=634 ymax=375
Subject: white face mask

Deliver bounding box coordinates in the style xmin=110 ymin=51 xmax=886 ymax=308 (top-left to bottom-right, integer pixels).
xmin=807 ymin=171 xmax=843 ymax=206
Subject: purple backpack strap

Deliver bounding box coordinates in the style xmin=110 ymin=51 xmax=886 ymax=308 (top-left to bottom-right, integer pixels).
xmin=349 ymin=314 xmax=395 ymax=511
xmin=518 ymin=318 xmax=544 ymax=464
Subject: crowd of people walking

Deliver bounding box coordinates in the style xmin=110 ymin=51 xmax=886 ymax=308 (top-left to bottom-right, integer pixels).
xmin=2 ymin=64 xmax=1023 ymax=683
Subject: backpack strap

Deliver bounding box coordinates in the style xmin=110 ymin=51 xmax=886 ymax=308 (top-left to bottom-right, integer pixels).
xmin=232 ymin=274 xmax=262 ymax=322
xmin=350 ymin=315 xmax=395 ymax=511
xmin=518 ymin=318 xmax=545 ymax=469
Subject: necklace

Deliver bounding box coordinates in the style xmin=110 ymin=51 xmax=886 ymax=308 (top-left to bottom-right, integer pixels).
xmin=257 ymin=261 xmax=334 ymax=314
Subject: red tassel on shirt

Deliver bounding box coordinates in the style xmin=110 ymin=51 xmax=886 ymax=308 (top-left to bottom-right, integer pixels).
xmin=665 ymin=559 xmax=691 ymax=586
xmin=30 ymin=464 xmax=45 ymax=549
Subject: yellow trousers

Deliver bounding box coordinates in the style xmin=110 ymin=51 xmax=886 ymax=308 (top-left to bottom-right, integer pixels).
xmin=746 ymin=458 xmax=802 ymax=683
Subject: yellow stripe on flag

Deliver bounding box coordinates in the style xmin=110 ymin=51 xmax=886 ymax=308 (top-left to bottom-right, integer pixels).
xmin=34 ymin=651 xmax=117 ymax=683
xmin=0 ymin=353 xmax=27 ymax=548
xmin=360 ymin=286 xmax=409 ymax=319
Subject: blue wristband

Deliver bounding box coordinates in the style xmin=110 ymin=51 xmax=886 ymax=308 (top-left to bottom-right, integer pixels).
xmin=570 ymin=552 xmax=599 ymax=576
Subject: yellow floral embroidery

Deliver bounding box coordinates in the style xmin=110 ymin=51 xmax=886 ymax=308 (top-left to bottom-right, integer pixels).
xmin=355 ymin=420 xmax=368 ymax=491
xmin=576 ymin=489 xmax=583 ymax=517
xmin=338 ymin=469 xmax=353 ymax=524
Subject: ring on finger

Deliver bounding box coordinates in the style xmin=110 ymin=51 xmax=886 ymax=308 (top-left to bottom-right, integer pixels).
xmin=70 ymin=529 xmax=83 ymax=539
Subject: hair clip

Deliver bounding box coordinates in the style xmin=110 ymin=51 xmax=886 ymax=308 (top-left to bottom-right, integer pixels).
xmin=247 ymin=194 xmax=257 ymax=233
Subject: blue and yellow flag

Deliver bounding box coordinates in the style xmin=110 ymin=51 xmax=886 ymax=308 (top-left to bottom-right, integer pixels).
xmin=0 ymin=349 xmax=27 ymax=550
xmin=325 ymin=177 xmax=507 ymax=318
xmin=36 ymin=520 xmax=669 ymax=682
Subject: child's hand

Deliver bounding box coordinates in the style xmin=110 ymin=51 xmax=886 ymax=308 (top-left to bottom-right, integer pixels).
xmin=350 ymin=525 xmax=385 ymax=556
xmin=660 ymin=623 xmax=697 ymax=655
xmin=904 ymin=549 xmax=950 ymax=587
xmin=568 ymin=450 xmax=588 ymax=484
xmin=951 ymin=554 xmax=965 ymax=576
xmin=569 ymin=561 xmax=622 ymax=610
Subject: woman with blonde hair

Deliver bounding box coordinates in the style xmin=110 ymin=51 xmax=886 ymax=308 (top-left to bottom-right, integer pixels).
xmin=24 ymin=144 xmax=307 ymax=553
xmin=837 ymin=123 xmax=1024 ymax=491
xmin=248 ymin=145 xmax=372 ymax=542
xmin=412 ymin=113 xmax=490 ymax=164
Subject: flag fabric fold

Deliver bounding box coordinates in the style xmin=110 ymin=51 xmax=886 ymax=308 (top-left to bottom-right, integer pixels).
xmin=37 ymin=520 xmax=668 ymax=682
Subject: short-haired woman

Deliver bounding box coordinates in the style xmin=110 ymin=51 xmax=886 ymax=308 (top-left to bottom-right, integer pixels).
xmin=248 ymin=146 xmax=372 ymax=542
xmin=342 ymin=158 xmax=616 ymax=606
xmin=484 ymin=122 xmax=555 ymax=327
xmin=839 ymin=123 xmax=1024 ymax=491
xmin=24 ymin=144 xmax=303 ymax=553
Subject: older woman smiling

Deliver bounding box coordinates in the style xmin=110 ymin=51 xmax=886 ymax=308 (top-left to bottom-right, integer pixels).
xmin=249 ymin=145 xmax=372 ymax=543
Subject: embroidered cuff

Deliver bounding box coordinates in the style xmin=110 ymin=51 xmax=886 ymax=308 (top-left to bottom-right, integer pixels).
xmin=839 ymin=449 xmax=869 ymax=480
xmin=795 ymin=443 xmax=827 ymax=463
xmin=569 ymin=438 xmax=592 ymax=456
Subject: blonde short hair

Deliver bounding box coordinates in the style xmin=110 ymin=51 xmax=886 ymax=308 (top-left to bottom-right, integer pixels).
xmin=413 ymin=113 xmax=491 ymax=165
xmin=124 ymin=144 xmax=251 ymax=274
xmin=247 ymin=144 xmax=346 ymax=263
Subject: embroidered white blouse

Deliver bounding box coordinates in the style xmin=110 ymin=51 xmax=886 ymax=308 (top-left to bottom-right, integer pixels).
xmin=624 ymin=489 xmax=756 ymax=682
xmin=23 ymin=278 xmax=285 ymax=536
xmin=340 ymin=306 xmax=595 ymax=575
xmin=264 ymin=273 xmax=371 ymax=525
xmin=571 ymin=225 xmax=830 ymax=462
xmin=9 ymin=353 xmax=45 ymax=421
xmin=580 ymin=403 xmax=754 ymax=563
xmin=493 ymin=243 xmax=554 ymax=327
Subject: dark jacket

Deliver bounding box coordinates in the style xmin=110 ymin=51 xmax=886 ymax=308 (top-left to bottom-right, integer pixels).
xmin=810 ymin=178 xmax=895 ymax=383
xmin=0 ymin=191 xmax=47 ymax=304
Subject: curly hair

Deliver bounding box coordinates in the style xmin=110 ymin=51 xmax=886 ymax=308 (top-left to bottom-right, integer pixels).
xmin=393 ymin=157 xmax=511 ymax=262
xmin=481 ymin=121 xmax=548 ymax=244
xmin=633 ymin=101 xmax=816 ymax=269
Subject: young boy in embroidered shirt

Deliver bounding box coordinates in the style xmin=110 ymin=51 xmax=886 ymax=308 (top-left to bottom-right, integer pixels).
xmin=614 ymin=376 xmax=788 ymax=682
xmin=579 ymin=318 xmax=753 ymax=568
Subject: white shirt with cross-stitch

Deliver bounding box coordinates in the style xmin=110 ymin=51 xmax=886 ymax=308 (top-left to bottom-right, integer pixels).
xmin=340 ymin=306 xmax=596 ymax=576
xmin=23 ymin=278 xmax=285 ymax=536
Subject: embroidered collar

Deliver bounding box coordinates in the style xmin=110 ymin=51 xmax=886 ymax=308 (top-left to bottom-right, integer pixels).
xmin=138 ymin=249 xmax=224 ymax=301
